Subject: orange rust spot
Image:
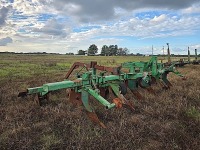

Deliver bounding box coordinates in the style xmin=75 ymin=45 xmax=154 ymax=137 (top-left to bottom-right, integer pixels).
xmin=86 ymin=112 xmax=106 ymax=128
xmin=182 ymin=76 xmax=187 ymax=80
xmin=69 ymin=89 xmax=82 ymax=106
xmin=112 ymin=98 xmax=122 ymax=109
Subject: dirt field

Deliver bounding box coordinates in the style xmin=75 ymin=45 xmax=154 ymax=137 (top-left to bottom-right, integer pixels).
xmin=0 ymin=54 xmax=200 ymax=149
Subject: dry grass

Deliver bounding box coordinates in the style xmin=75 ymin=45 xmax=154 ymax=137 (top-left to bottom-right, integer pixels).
xmin=0 ymin=54 xmax=200 ymax=149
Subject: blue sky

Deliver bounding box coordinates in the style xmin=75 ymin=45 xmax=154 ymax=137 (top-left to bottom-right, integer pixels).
xmin=0 ymin=0 xmax=200 ymax=55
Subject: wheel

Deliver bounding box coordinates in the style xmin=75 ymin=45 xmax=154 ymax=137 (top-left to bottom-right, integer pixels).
xmin=119 ymin=82 xmax=127 ymax=95
xmin=138 ymin=78 xmax=150 ymax=88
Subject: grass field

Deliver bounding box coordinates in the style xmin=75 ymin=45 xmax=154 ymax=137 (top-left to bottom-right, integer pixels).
xmin=0 ymin=54 xmax=200 ymax=149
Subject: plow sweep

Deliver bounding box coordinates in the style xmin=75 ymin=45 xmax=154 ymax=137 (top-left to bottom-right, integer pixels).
xmin=18 ymin=56 xmax=184 ymax=128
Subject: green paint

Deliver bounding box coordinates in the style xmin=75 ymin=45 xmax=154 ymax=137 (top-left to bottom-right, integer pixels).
xmin=20 ymin=56 xmax=184 ymax=112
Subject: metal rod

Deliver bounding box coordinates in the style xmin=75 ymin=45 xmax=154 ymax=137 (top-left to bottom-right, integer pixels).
xmin=195 ymin=49 xmax=198 ymax=61
xmin=188 ymin=47 xmax=190 ymax=63
xmin=87 ymin=88 xmax=116 ymax=109
xmin=166 ymin=43 xmax=171 ymax=64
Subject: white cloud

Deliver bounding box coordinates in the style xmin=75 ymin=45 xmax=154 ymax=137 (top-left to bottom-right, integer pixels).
xmin=151 ymin=14 xmax=166 ymax=22
xmin=0 ymin=6 xmax=11 ymax=26
xmin=12 ymin=0 xmax=48 ymax=15
xmin=0 ymin=0 xmax=199 ymax=54
xmin=32 ymin=19 xmax=71 ymax=38
xmin=190 ymin=44 xmax=200 ymax=51
xmin=44 ymin=0 xmax=200 ymax=23
xmin=88 ymin=14 xmax=200 ymax=39
xmin=181 ymin=2 xmax=200 ymax=14
xmin=0 ymin=37 xmax=13 ymax=46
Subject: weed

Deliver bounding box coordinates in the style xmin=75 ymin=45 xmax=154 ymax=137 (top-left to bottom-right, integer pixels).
xmin=186 ymin=106 xmax=200 ymax=121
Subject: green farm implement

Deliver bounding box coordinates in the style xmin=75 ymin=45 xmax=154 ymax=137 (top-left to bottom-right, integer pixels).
xmin=18 ymin=56 xmax=184 ymax=128
xmin=165 ymin=47 xmax=199 ymax=67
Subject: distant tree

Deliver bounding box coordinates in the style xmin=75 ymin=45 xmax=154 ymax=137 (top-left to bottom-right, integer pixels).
xmin=115 ymin=45 xmax=118 ymax=51
xmin=117 ymin=48 xmax=123 ymax=55
xmin=66 ymin=52 xmax=74 ymax=55
xmin=108 ymin=45 xmax=114 ymax=56
xmin=77 ymin=50 xmax=86 ymax=55
xmin=108 ymin=45 xmax=118 ymax=56
xmin=88 ymin=44 xmax=98 ymax=55
xmin=101 ymin=45 xmax=109 ymax=56
xmin=105 ymin=46 xmax=111 ymax=56
xmin=117 ymin=47 xmax=129 ymax=56
xmin=136 ymin=53 xmax=143 ymax=56
xmin=122 ymin=47 xmax=129 ymax=55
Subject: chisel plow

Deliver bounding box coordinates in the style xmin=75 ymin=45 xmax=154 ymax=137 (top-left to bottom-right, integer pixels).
xmin=18 ymin=56 xmax=184 ymax=128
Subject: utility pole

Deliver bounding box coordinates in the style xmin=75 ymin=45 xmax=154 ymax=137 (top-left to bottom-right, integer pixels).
xmin=152 ymin=45 xmax=154 ymax=56
xmin=163 ymin=46 xmax=164 ymax=56
xmin=195 ymin=49 xmax=198 ymax=61
xmin=166 ymin=43 xmax=171 ymax=64
xmin=160 ymin=46 xmax=165 ymax=63
xmin=188 ymin=47 xmax=190 ymax=63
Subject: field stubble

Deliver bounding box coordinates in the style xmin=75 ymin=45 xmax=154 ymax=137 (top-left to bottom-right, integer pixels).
xmin=0 ymin=54 xmax=200 ymax=149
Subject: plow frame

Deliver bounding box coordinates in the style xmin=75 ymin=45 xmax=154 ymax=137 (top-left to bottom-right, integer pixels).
xmin=18 ymin=56 xmax=184 ymax=127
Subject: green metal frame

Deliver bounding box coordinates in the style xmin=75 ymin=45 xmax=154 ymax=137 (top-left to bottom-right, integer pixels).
xmin=19 ymin=56 xmax=184 ymax=112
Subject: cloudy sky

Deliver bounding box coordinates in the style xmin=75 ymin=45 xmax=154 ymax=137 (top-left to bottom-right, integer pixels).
xmin=0 ymin=0 xmax=200 ymax=54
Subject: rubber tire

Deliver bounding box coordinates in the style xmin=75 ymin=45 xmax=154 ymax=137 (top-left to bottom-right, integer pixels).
xmin=119 ymin=82 xmax=127 ymax=95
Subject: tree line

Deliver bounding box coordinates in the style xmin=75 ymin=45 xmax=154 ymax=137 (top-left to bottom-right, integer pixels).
xmin=77 ymin=44 xmax=129 ymax=56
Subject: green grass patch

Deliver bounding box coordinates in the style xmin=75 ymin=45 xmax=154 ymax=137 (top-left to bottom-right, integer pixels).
xmin=186 ymin=106 xmax=200 ymax=121
xmin=40 ymin=133 xmax=62 ymax=149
